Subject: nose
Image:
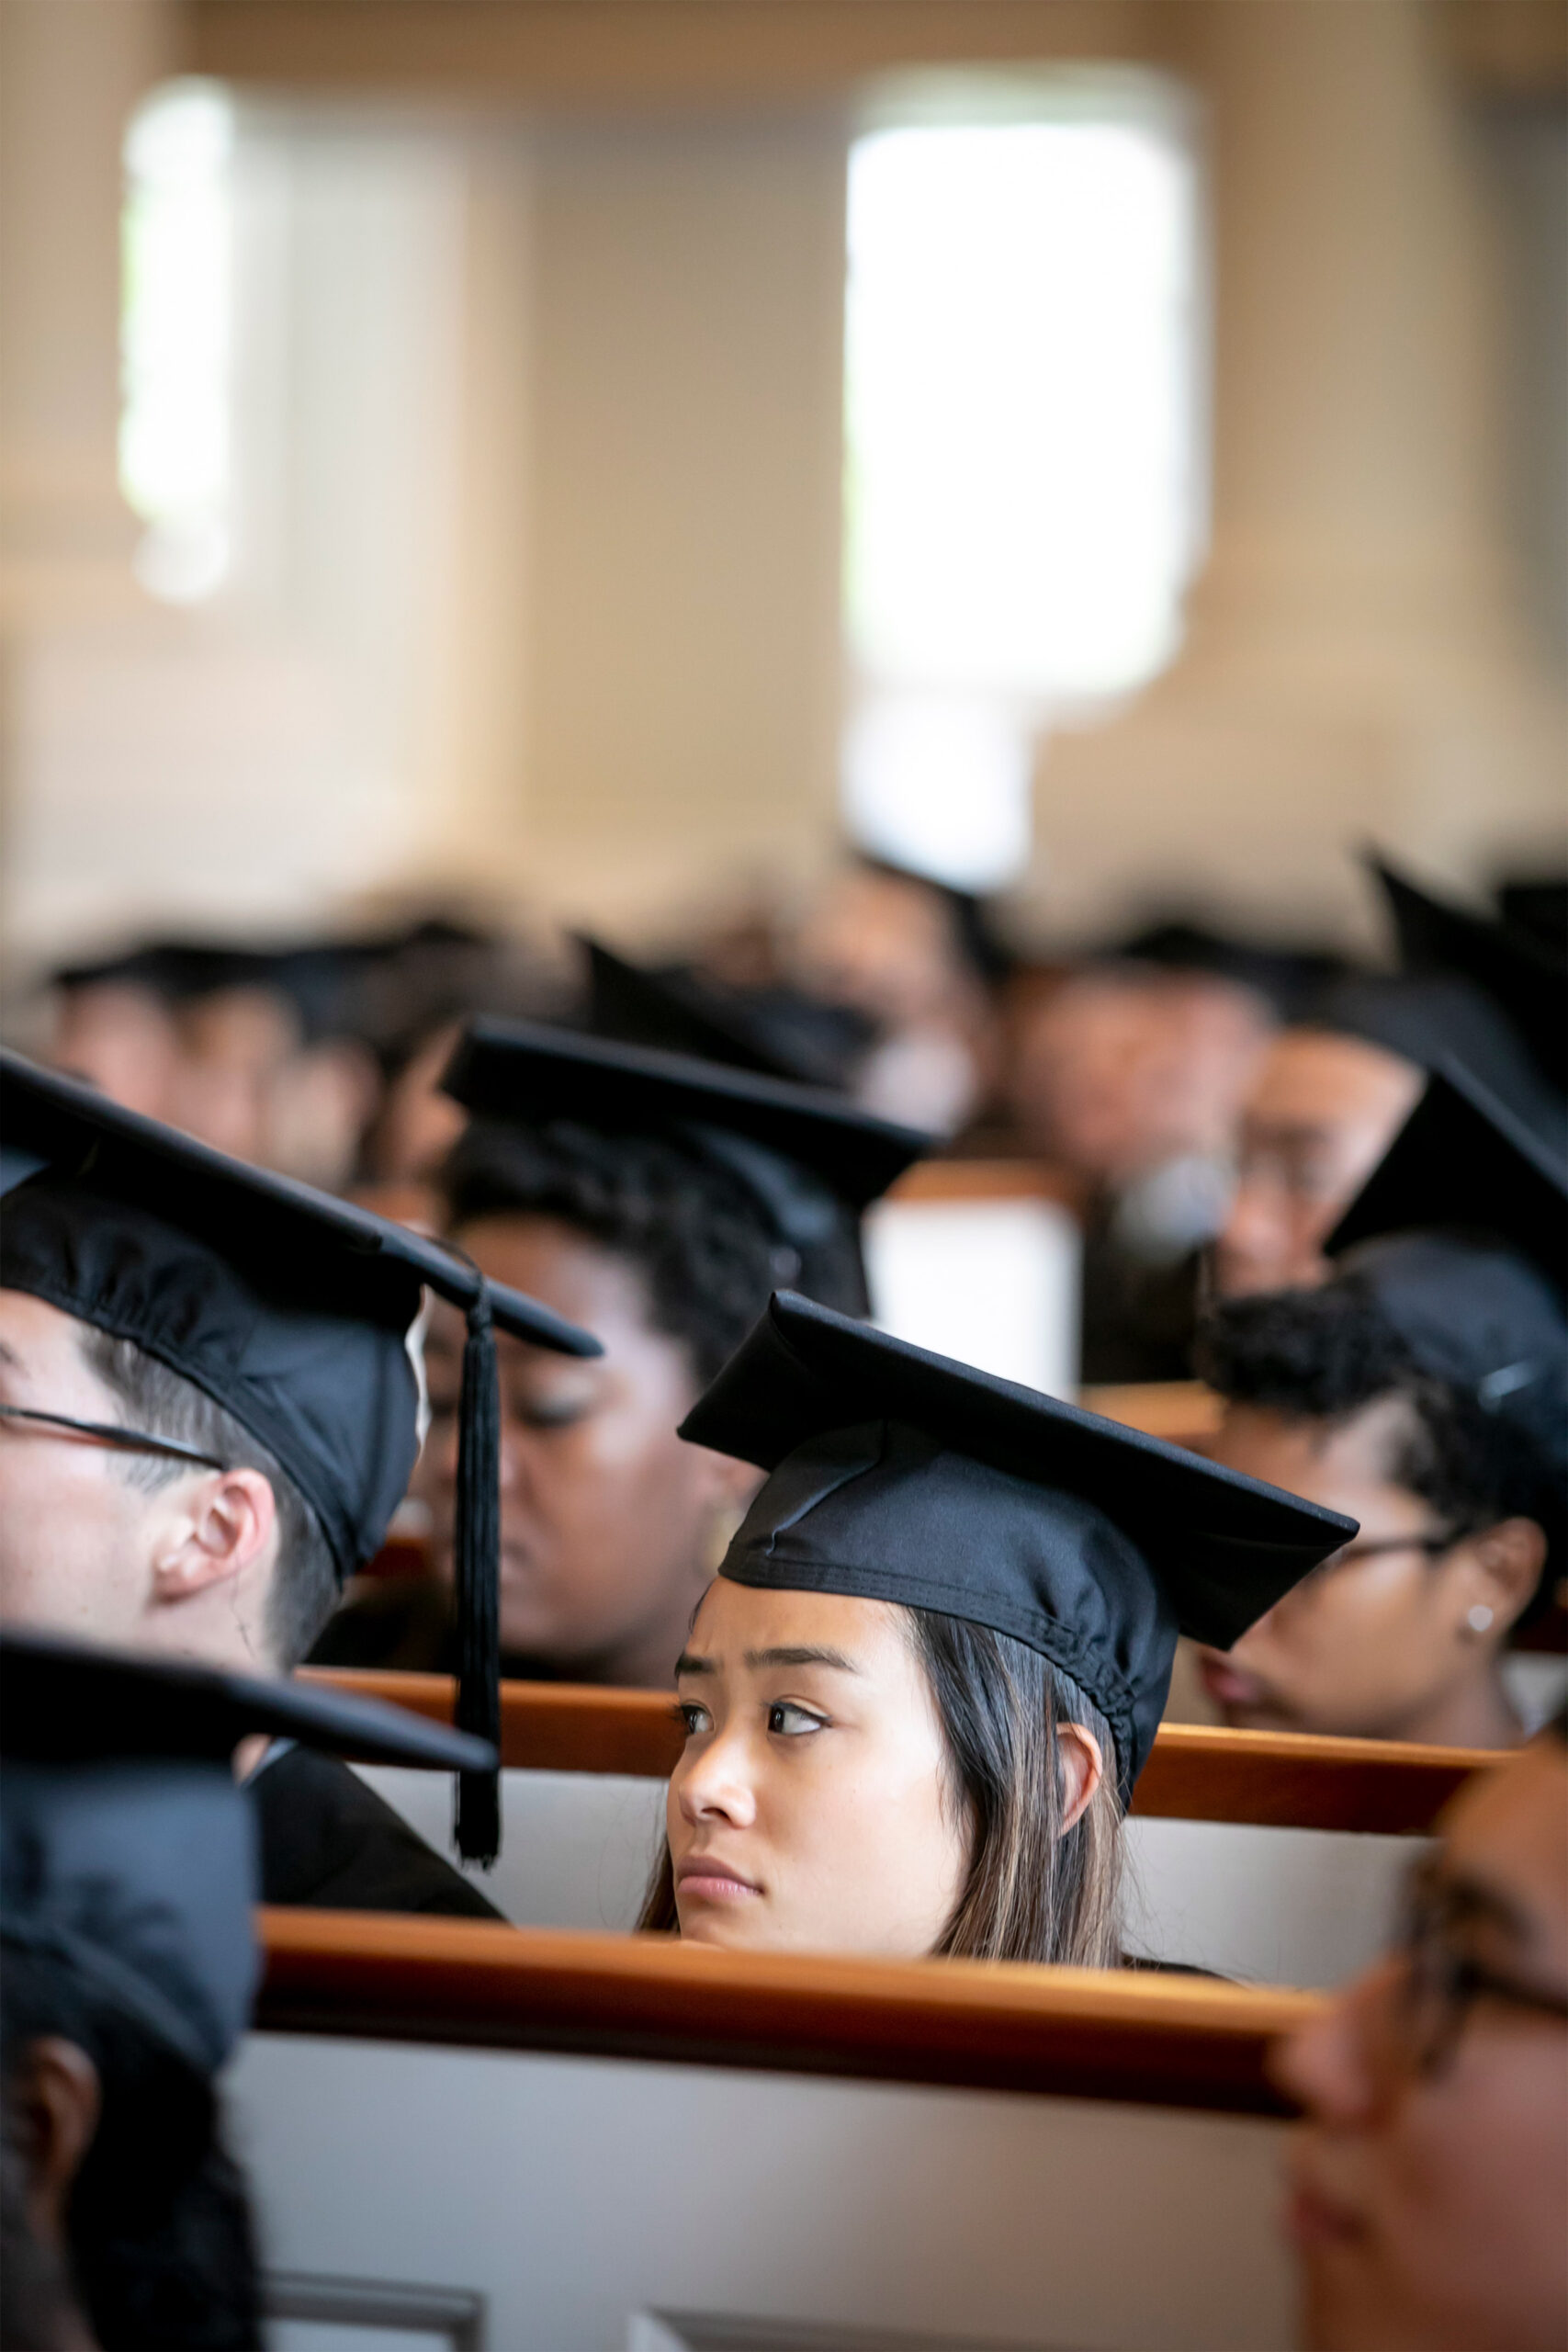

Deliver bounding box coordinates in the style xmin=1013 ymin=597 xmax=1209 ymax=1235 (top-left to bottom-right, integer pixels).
xmin=1269 ymin=1955 xmax=1402 ymax=2124
xmin=674 ymin=1722 xmax=758 ymax=1831
xmin=1214 ymin=1172 xmax=1291 ymax=1291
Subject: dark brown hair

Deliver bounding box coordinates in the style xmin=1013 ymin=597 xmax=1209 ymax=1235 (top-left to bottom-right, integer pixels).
xmin=637 ymin=1601 xmax=1123 ymax=1967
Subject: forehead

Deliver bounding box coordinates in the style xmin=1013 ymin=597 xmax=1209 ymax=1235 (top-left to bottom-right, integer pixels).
xmin=690 ymin=1577 xmax=913 ymax=1668
xmin=1221 ymin=1394 xmax=1416 ymax=1491
xmin=439 ymin=1213 xmax=656 ymax=1347
xmin=0 ymin=1287 xmax=96 ymax=1371
xmin=1438 ymin=1741 xmax=1568 ymax=1969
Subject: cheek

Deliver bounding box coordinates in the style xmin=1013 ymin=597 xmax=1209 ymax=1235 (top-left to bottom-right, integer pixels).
xmin=1370 ymin=2048 xmax=1568 ymax=2334
xmin=0 ymin=1452 xmax=141 ymax=1613
xmin=1244 ymin=1568 xmax=1433 ymax=1683
xmin=775 ymin=1736 xmax=965 ymax=1950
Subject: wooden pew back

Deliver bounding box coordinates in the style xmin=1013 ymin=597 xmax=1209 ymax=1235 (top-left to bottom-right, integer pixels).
xmin=867 ymin=1159 xmax=1082 ymax=1396
xmin=243 ymin=1912 xmax=1314 ymax=2351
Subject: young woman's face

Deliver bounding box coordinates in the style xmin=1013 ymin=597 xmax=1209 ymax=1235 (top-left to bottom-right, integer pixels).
xmin=666 ymin=1578 xmax=970 ymax=1958
xmin=1196 ymin=1397 xmax=1523 ymax=1741
xmin=414 ymin=1216 xmax=755 ymax=1686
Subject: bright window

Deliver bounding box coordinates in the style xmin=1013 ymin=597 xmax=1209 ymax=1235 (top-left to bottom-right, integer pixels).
xmin=120 ymin=82 xmax=235 ymax=603
xmin=842 ymin=80 xmax=1204 ymax=886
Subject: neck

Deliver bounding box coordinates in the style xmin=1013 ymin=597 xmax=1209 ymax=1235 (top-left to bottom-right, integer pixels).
xmin=1382 ymin=1667 xmax=1524 ymax=1752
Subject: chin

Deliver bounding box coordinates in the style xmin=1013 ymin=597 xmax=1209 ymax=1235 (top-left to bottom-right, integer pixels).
xmin=674 ymin=1902 xmax=770 ymax=1951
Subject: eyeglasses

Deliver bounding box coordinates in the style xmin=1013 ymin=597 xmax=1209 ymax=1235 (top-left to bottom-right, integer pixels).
xmin=1305 ymin=1532 xmax=1456 ymax=1582
xmin=0 ymin=1402 xmax=225 ymax=1472
xmin=1389 ymin=1855 xmax=1568 ymax=2079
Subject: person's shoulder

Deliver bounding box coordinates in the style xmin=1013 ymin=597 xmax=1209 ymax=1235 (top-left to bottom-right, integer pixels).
xmin=250 ymin=1744 xmax=504 ymax=1922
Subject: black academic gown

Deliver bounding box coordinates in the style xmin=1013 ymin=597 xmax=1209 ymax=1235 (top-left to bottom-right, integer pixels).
xmin=251 ymin=1742 xmax=504 ymax=1921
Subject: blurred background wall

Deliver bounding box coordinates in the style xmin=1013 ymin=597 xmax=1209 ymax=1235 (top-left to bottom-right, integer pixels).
xmin=1 ymin=0 xmax=1562 ymax=975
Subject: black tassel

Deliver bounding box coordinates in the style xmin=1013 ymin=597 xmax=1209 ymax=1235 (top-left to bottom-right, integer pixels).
xmin=454 ymin=1290 xmax=502 ymax=1864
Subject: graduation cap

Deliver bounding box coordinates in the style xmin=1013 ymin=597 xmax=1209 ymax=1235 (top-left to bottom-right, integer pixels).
xmin=0 ymin=1051 xmax=603 ymax=1863
xmin=0 ymin=1629 xmax=496 ymax=2080
xmin=1108 ymin=918 xmax=1345 ymax=1023
xmin=1324 ymin=1059 xmax=1568 ymax=1461
xmin=1370 ymin=853 xmax=1567 ymax=1102
xmin=581 ymin=936 xmax=867 ymax=1091
xmin=679 ymin=1292 xmax=1356 ymax=1800
xmin=440 ymin=1016 xmax=931 ymax=1314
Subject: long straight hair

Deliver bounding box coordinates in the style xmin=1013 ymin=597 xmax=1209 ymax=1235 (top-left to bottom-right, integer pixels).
xmin=638 ymin=1603 xmax=1123 ymax=1967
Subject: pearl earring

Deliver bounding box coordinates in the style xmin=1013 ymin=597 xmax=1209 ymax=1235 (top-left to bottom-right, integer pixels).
xmin=1466 ymin=1604 xmax=1494 ymax=1634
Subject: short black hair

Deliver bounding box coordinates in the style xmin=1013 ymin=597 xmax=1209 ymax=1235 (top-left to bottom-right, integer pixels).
xmin=0 ymin=1944 xmax=261 ymax=2350
xmin=442 ymin=1118 xmax=866 ymax=1385
xmin=80 ymin=1328 xmax=338 ymax=1667
xmin=1196 ymin=1275 xmax=1564 ymax=1589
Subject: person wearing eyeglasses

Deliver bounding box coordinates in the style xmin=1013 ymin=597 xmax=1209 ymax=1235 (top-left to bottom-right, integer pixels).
xmin=1273 ymin=1704 xmax=1568 ymax=2350
xmin=0 ymin=1052 xmax=600 ymax=1917
xmin=1190 ymin=1068 xmax=1565 ymax=1748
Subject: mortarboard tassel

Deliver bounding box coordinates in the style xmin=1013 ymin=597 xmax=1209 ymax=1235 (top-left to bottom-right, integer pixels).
xmin=454 ymin=1288 xmax=502 ymax=1864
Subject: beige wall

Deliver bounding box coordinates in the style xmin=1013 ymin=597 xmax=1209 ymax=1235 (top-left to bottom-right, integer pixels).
xmin=1 ymin=1 xmax=1562 ymax=979
xmin=521 ymin=113 xmax=850 ymax=933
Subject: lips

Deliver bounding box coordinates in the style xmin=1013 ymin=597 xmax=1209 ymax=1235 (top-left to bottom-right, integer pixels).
xmin=1283 ymin=2177 xmax=1364 ymax=2252
xmin=675 ymin=1856 xmax=762 ymax=1902
xmin=1196 ymin=1650 xmax=1270 ymax=1710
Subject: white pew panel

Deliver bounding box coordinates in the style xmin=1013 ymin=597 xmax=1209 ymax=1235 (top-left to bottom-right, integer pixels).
xmin=233 ymin=2033 xmax=1292 ymax=2352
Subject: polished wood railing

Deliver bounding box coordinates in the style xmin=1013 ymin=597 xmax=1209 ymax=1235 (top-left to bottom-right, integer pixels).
xmin=304 ymin=1668 xmax=1498 ymax=1832
xmin=255 ymin=1905 xmax=1318 ymax=2116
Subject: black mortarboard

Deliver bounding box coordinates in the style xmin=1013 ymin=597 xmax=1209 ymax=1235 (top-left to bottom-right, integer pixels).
xmin=441 ymin=1017 xmax=931 ymax=1314
xmin=1107 ymin=917 xmax=1345 ymax=1022
xmin=679 ymin=1293 xmax=1355 ymax=1800
xmin=0 ymin=1630 xmax=495 ymax=2078
xmin=1496 ymin=877 xmax=1568 ymax=960
xmin=1370 ymin=854 xmax=1567 ymax=1101
xmin=1304 ymin=965 xmax=1565 ymax=1149
xmin=0 ymin=1051 xmax=602 ymax=1862
xmin=581 ymin=937 xmax=866 ymax=1091
xmin=51 ymin=944 xmax=184 ymax=998
xmin=1324 ymin=1060 xmax=1568 ymax=1473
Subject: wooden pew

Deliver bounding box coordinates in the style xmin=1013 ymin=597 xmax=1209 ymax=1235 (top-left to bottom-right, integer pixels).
xmin=241 ymin=1910 xmax=1317 ymax=2351
xmin=304 ymin=1668 xmax=1494 ymax=1830
xmin=303 ymin=1670 xmax=1494 ymax=1987
xmin=1080 ymin=1376 xmax=1223 ymax=1453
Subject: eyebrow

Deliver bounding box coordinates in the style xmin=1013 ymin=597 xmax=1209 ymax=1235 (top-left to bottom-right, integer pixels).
xmin=1419 ymin=1855 xmax=1535 ymax=1951
xmin=673 ymin=1645 xmax=863 ymax=1679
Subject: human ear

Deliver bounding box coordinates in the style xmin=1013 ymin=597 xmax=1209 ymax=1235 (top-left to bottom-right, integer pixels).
xmin=1056 ymin=1722 xmax=1105 ymax=1833
xmin=1453 ymin=1518 xmax=1549 ymax=1642
xmin=151 ymin=1466 xmax=277 ymax=1605
xmin=11 ymin=2037 xmax=101 ymax=2250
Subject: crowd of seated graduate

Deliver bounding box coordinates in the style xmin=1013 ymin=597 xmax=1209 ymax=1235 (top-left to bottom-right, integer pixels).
xmin=3 ymin=866 xmax=1567 ymax=2352
xmin=9 ymin=855 xmax=1564 ymax=1789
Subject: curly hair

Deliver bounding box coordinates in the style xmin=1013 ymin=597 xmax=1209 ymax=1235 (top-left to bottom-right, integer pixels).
xmin=441 ymin=1117 xmax=866 ymax=1385
xmin=1195 ymin=1274 xmax=1563 ymax=1588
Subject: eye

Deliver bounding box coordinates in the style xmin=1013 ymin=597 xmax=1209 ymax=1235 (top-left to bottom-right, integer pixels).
xmin=513 ymin=1395 xmax=592 ymax=1432
xmin=767 ymin=1702 xmax=826 ymax=1738
xmin=676 ymin=1701 xmax=712 ymax=1737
